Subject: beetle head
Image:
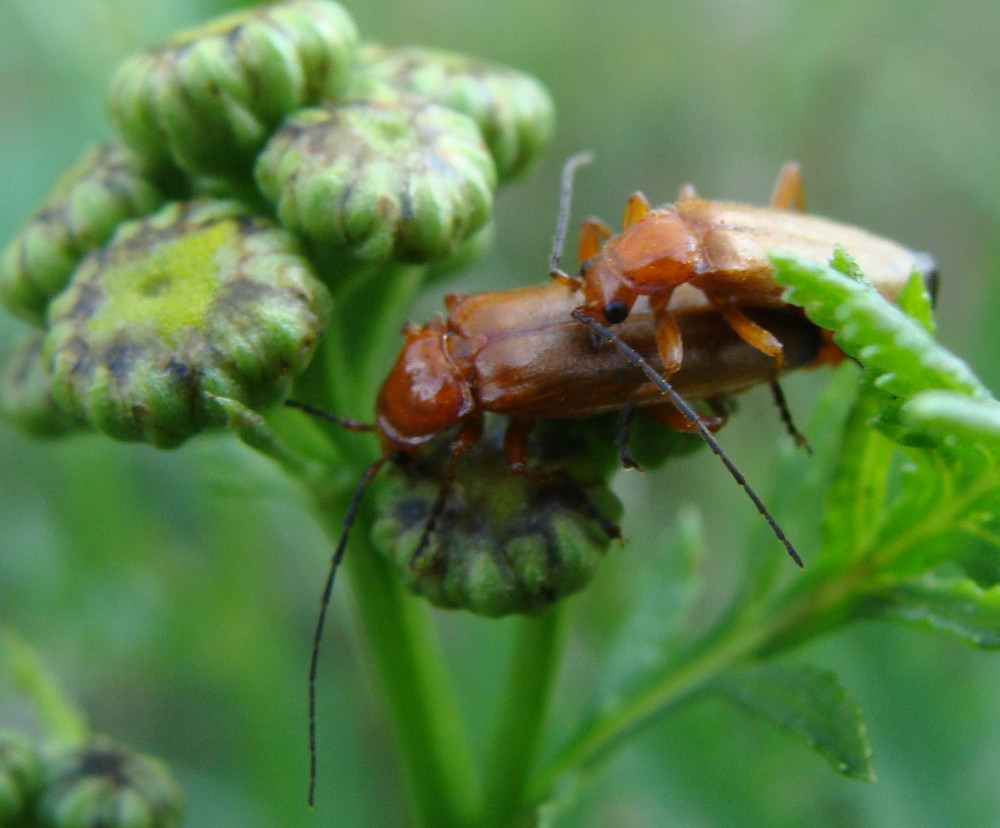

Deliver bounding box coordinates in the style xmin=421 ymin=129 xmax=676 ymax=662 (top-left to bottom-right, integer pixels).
xmin=376 ymin=321 xmax=473 ymax=455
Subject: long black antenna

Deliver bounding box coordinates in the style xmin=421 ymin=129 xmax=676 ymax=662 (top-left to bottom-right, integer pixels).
xmin=285 ymin=399 xmax=376 ymax=433
xmin=571 ymin=308 xmax=803 ymax=568
xmin=308 ymin=454 xmax=389 ymax=807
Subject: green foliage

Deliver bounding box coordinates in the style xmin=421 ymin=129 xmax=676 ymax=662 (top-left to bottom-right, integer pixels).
xmin=3 ymin=1 xmax=1000 ymax=825
xmin=714 ymin=663 xmax=874 ymax=782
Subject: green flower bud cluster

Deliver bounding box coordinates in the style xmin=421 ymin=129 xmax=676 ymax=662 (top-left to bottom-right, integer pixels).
xmin=372 ymin=420 xmax=623 ymax=617
xmin=0 ymin=731 xmax=183 ymax=828
xmin=256 ymin=96 xmax=496 ymax=262
xmin=42 ymin=200 xmax=331 ymax=447
xmin=108 ymin=0 xmax=360 ymax=182
xmin=351 ymin=44 xmax=555 ymax=182
xmin=1 ymin=0 xmax=555 ymax=448
xmin=0 ymin=143 xmax=168 ymax=326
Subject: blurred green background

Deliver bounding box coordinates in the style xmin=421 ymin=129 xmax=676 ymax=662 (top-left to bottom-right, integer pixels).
xmin=2 ymin=0 xmax=999 ymax=825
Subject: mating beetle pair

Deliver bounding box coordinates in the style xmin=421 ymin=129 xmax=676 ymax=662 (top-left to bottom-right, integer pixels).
xmin=299 ymin=157 xmax=936 ymax=803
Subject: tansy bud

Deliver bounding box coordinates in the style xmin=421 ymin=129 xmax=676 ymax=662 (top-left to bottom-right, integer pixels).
xmin=0 ymin=143 xmax=166 ymax=325
xmin=108 ymin=0 xmax=358 ymax=182
xmin=43 ymin=200 xmax=331 ymax=448
xmin=372 ymin=420 xmax=622 ymax=617
xmin=0 ymin=333 xmax=83 ymax=438
xmin=352 ymin=43 xmax=555 ymax=181
xmin=255 ymin=95 xmax=496 ymax=263
xmin=35 ymin=739 xmax=182 ymax=828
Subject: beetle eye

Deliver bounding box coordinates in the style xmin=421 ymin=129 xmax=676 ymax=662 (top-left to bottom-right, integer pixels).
xmin=390 ymin=449 xmax=413 ymax=466
xmin=603 ymin=300 xmax=629 ymax=324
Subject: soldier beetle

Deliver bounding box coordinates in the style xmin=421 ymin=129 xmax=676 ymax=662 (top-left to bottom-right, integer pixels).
xmin=299 ymin=154 xmax=937 ymax=804
xmin=551 ymin=154 xmax=937 ymax=377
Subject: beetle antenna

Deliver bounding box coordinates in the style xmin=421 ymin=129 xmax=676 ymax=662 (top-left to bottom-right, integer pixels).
xmin=550 ymin=151 xmax=594 ymax=284
xmin=571 ymin=308 xmax=803 ymax=568
xmin=767 ymin=381 xmax=812 ymax=454
xmin=285 ymin=399 xmax=377 ymax=433
xmin=308 ymin=454 xmax=389 ymax=807
xmin=409 ymin=421 xmax=482 ymax=568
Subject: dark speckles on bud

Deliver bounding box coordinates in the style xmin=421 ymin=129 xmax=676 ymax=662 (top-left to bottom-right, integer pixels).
xmin=43 ymin=200 xmax=331 ymax=448
xmin=372 ymin=421 xmax=622 ymax=617
xmin=0 ymin=142 xmax=166 ymax=325
xmin=256 ymin=95 xmax=497 ymax=263
xmin=36 ymin=739 xmax=183 ymax=828
xmin=108 ymin=0 xmax=359 ymax=181
xmin=351 ymin=44 xmax=555 ymax=182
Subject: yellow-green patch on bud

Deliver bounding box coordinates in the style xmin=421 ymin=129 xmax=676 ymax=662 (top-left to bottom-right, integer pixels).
xmin=0 ymin=731 xmax=44 ymax=825
xmin=107 ymin=0 xmax=358 ymax=181
xmin=256 ymin=95 xmax=496 ymax=263
xmin=0 ymin=143 xmax=166 ymax=326
xmin=44 ymin=200 xmax=331 ymax=448
xmin=372 ymin=423 xmax=622 ymax=617
xmin=36 ymin=739 xmax=182 ymax=828
xmin=352 ymin=44 xmax=555 ymax=181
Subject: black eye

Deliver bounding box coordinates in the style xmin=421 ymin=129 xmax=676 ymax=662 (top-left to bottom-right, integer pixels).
xmin=390 ymin=449 xmax=413 ymax=466
xmin=603 ymin=300 xmax=629 ymax=324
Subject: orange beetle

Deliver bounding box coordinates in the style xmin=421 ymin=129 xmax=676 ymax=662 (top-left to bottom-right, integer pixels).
xmin=552 ymin=160 xmax=937 ymax=376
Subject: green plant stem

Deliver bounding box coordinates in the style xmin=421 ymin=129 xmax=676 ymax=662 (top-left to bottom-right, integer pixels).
xmin=339 ymin=521 xmax=482 ymax=827
xmin=527 ymin=560 xmax=881 ymax=803
xmin=483 ymin=607 xmax=566 ymax=825
xmin=529 ymin=611 xmax=775 ymax=801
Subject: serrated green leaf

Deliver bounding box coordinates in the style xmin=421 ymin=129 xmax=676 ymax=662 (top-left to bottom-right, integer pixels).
xmin=817 ymin=392 xmax=894 ymax=564
xmin=715 ymin=662 xmax=874 ymax=781
xmin=896 ymin=270 xmax=936 ymax=334
xmin=770 ymin=252 xmax=989 ymax=402
xmin=898 ymin=390 xmax=1000 ymax=453
xmin=874 ymin=577 xmax=1000 ymax=647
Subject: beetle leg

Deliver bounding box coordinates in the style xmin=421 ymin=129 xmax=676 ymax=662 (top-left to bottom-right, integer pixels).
xmin=650 ymin=290 xmax=683 ymax=376
xmin=503 ymin=416 xmax=545 ymax=480
xmin=644 ymin=402 xmax=726 ymax=434
xmin=616 ymin=403 xmax=643 ymax=471
xmin=577 ymin=216 xmax=612 ymax=263
xmin=622 ymin=191 xmax=651 ymax=229
xmin=706 ymin=293 xmax=785 ymax=368
xmin=770 ymin=161 xmax=806 ymax=212
xmin=410 ymin=414 xmax=484 ymax=569
xmin=768 ymin=380 xmax=812 ymax=453
xmin=504 ymin=416 xmax=621 ymax=540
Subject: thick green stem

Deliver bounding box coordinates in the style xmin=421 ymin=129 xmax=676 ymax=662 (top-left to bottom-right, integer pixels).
xmin=338 ymin=521 xmax=482 ymax=827
xmin=483 ymin=608 xmax=566 ymax=826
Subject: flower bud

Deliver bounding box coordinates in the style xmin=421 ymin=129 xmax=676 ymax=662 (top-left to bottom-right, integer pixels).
xmin=0 ymin=143 xmax=166 ymax=325
xmin=0 ymin=731 xmax=44 ymax=825
xmin=352 ymin=44 xmax=555 ymax=181
xmin=108 ymin=0 xmax=359 ymax=181
xmin=36 ymin=739 xmax=182 ymax=828
xmin=372 ymin=420 xmax=622 ymax=617
xmin=0 ymin=333 xmax=83 ymax=437
xmin=255 ymin=95 xmax=497 ymax=263
xmin=44 ymin=200 xmax=331 ymax=448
